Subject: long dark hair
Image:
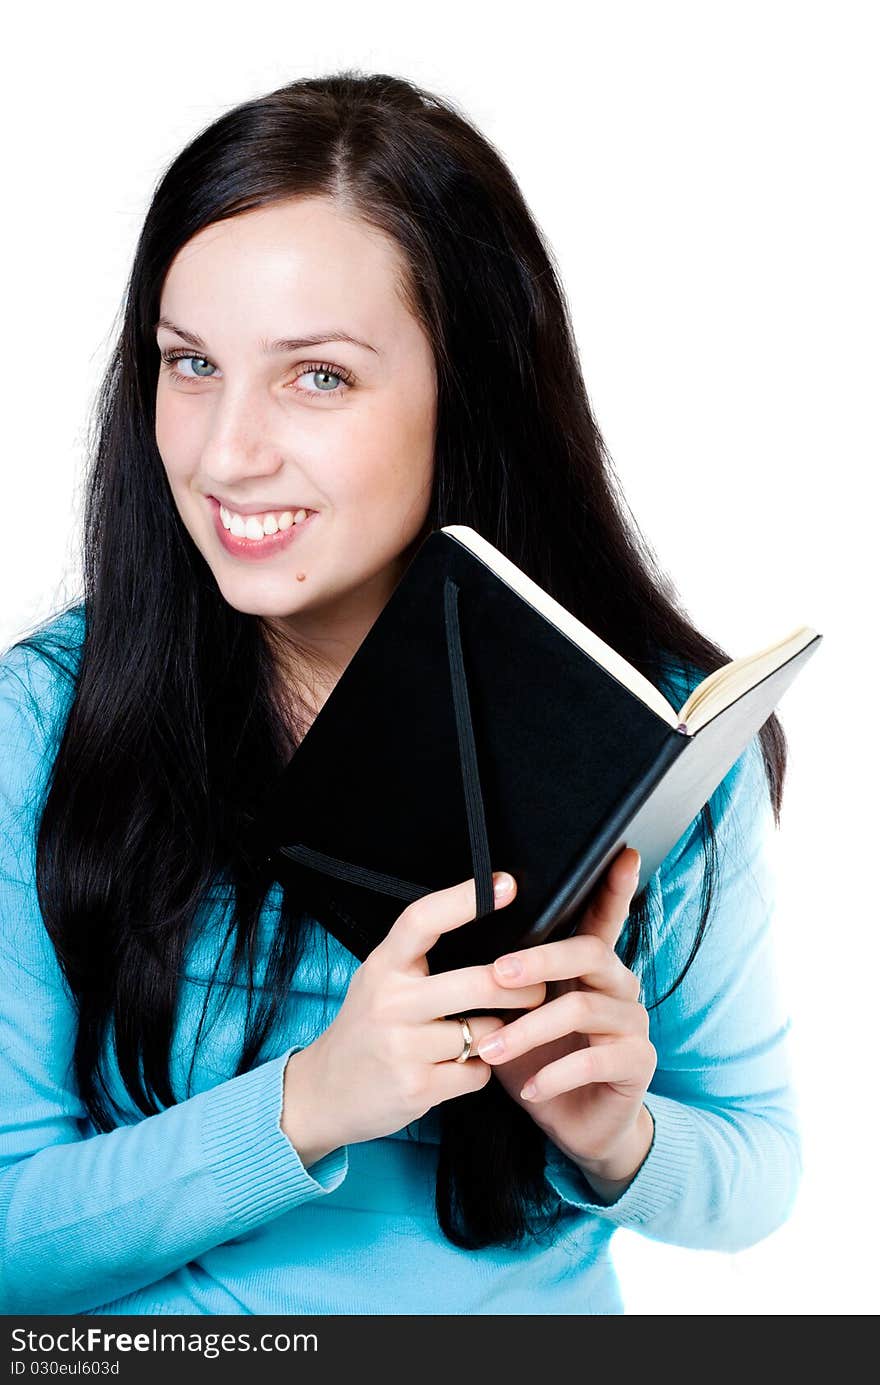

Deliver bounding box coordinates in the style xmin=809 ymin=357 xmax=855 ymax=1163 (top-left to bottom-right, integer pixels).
xmin=12 ymin=70 xmax=786 ymax=1252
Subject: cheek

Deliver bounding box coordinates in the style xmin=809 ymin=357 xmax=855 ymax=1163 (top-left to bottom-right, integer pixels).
xmin=343 ymin=396 xmax=435 ymax=507
xmin=155 ymin=392 xmax=199 ymax=475
xmin=155 ymin=401 xmax=177 ymax=474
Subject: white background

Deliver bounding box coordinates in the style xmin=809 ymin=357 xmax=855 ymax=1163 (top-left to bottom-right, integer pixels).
xmin=2 ymin=0 xmax=875 ymax=1314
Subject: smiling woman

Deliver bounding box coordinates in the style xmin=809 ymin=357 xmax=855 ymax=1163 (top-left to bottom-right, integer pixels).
xmin=153 ymin=195 xmax=437 ymax=670
xmin=0 ymin=68 xmax=797 ymax=1317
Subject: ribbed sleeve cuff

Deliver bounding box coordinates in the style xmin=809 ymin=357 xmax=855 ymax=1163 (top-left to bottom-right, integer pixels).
xmin=543 ymin=1092 xmax=699 ymax=1227
xmin=201 ymin=1047 xmax=349 ymax=1232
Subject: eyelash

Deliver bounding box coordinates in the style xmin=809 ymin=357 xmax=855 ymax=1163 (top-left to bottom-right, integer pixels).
xmin=158 ymin=349 xmax=355 ymax=400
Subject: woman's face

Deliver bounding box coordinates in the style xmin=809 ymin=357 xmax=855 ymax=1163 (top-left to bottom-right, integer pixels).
xmin=155 ymin=195 xmax=437 ymax=667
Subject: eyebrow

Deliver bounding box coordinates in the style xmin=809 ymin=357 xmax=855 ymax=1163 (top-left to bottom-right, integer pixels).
xmin=153 ymin=317 xmax=379 ymax=355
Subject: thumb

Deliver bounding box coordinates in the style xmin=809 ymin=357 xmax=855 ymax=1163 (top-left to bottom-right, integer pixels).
xmin=575 ymin=847 xmax=641 ymax=950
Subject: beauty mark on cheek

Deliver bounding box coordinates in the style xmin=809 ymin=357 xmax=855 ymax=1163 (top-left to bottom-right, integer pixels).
xmin=296 ymin=573 xmax=306 ymax=581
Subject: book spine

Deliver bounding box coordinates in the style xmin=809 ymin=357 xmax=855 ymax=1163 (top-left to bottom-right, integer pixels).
xmin=528 ymin=729 xmax=690 ymax=946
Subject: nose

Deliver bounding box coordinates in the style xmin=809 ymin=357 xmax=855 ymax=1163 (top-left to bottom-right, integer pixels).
xmin=198 ymin=387 xmax=289 ymax=489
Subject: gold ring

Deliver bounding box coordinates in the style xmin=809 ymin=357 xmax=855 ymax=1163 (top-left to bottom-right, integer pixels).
xmin=453 ymin=1015 xmax=473 ymax=1062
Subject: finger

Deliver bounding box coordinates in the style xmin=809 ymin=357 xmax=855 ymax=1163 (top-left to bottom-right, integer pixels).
xmin=491 ymin=931 xmax=640 ymax=1001
xmin=519 ymin=1036 xmax=657 ymax=1102
xmin=410 ymin=961 xmax=546 ymax=1022
xmin=426 ymin=1013 xmax=507 ymax=1065
xmin=429 ymin=1052 xmax=494 ymax=1104
xmin=576 ymin=847 xmax=641 ymax=950
xmin=476 ymin=990 xmax=645 ymax=1063
xmin=378 ymin=871 xmax=517 ymax=971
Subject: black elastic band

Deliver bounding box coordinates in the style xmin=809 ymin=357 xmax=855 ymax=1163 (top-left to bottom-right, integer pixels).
xmin=443 ymin=576 xmax=494 ymax=919
xmin=275 ymin=575 xmax=495 ymax=917
xmin=276 ymin=841 xmax=427 ymax=903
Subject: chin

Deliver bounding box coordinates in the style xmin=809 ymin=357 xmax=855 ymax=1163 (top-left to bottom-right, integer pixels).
xmin=220 ymin=586 xmax=318 ymax=619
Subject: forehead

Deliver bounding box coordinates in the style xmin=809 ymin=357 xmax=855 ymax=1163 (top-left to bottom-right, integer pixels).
xmin=159 ymin=196 xmax=412 ymax=335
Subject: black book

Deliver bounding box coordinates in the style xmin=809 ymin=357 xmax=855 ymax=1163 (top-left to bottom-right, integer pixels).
xmin=261 ymin=525 xmax=821 ymax=973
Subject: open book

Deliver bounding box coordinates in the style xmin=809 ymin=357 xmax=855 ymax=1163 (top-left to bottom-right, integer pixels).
xmin=259 ymin=525 xmax=822 ymax=972
xmin=443 ymin=525 xmax=818 ymax=736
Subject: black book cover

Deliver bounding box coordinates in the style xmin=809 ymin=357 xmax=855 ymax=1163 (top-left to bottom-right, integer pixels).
xmin=257 ymin=527 xmax=821 ymax=974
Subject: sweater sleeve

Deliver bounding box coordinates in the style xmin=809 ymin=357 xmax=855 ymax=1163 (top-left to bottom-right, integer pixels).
xmin=0 ymin=646 xmax=349 ymax=1316
xmin=543 ymin=733 xmax=803 ymax=1252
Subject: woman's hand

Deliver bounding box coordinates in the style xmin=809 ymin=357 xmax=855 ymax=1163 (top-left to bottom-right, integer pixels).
xmin=476 ymin=847 xmax=657 ymax=1190
xmin=281 ymin=871 xmax=543 ymax=1167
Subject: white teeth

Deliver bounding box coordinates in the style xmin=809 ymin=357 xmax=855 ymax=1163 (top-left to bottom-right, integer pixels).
xmin=219 ymin=504 xmax=311 ymax=540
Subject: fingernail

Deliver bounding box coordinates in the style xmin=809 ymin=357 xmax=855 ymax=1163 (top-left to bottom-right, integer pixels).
xmin=520 ymin=1081 xmax=537 ymax=1100
xmin=477 ymin=1037 xmax=504 ymax=1059
xmin=495 ymin=954 xmax=523 ymax=978
xmin=630 ymin=853 xmax=641 ymax=879
xmin=493 ymin=872 xmax=515 ymax=899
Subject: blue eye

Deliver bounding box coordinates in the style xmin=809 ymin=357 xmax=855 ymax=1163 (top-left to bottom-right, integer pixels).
xmin=306 ymin=367 xmax=345 ymax=392
xmin=158 ymin=350 xmax=355 ymax=400
xmin=161 ymin=352 xmax=216 ymax=380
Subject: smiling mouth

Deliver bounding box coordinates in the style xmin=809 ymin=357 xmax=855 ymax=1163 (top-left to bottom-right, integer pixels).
xmin=207 ymin=495 xmax=320 ymax=557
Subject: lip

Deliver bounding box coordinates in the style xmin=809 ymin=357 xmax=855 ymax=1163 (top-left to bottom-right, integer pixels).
xmin=207 ymin=495 xmax=319 ymax=561
xmin=210 ymin=495 xmax=316 ymax=516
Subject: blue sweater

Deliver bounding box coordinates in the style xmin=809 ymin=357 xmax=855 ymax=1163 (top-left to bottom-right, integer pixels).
xmin=0 ymin=607 xmax=801 ymax=1316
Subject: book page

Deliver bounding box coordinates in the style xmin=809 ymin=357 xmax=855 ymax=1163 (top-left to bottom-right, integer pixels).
xmin=678 ymin=625 xmax=819 ymax=732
